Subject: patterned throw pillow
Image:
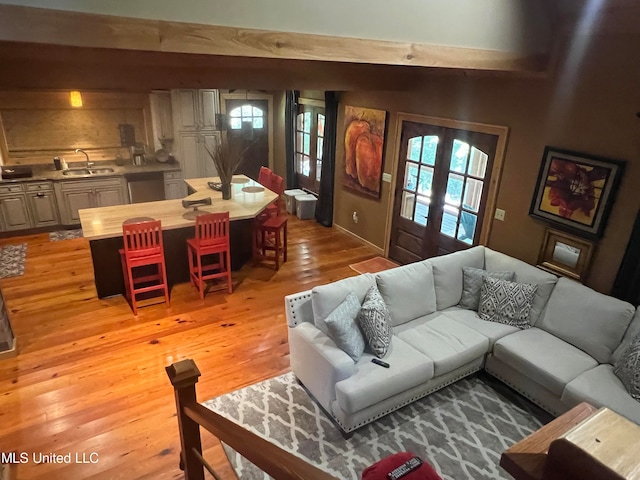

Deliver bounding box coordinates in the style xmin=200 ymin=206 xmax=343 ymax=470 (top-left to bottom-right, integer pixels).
xmin=324 ymin=291 xmax=366 ymax=362
xmin=357 ymin=285 xmax=393 ymax=358
xmin=479 ymin=277 xmax=538 ymax=329
xmin=614 ymin=333 xmax=640 ymax=402
xmin=459 ymin=267 xmax=515 ymax=311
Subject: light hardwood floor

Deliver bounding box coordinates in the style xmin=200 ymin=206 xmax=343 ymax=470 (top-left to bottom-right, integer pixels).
xmin=0 ymin=215 xmax=378 ymax=479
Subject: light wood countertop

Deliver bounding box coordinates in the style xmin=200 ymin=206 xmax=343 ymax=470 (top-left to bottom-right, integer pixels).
xmin=79 ymin=175 xmax=276 ymax=240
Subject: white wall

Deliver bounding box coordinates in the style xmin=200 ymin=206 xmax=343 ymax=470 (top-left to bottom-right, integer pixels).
xmin=0 ymin=0 xmax=553 ymax=54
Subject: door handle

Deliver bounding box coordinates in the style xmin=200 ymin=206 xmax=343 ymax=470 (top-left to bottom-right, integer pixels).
xmin=36 ymin=192 xmax=45 ymax=197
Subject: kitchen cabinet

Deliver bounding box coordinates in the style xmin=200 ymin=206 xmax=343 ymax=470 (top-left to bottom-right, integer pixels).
xmin=149 ymin=91 xmax=174 ymax=152
xmin=0 ymin=183 xmax=31 ymax=232
xmin=172 ymin=89 xmax=220 ymax=179
xmin=172 ymin=89 xmax=219 ymax=131
xmin=25 ymin=181 xmax=58 ymax=227
xmin=163 ymin=171 xmax=187 ymax=200
xmin=55 ymin=177 xmax=128 ymax=225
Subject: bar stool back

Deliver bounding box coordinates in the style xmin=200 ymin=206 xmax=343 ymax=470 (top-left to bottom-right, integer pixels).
xmin=187 ymin=212 xmax=232 ymax=299
xmin=119 ymin=219 xmax=170 ymax=315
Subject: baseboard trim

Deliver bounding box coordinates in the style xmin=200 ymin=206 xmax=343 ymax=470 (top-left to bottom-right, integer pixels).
xmin=334 ymin=223 xmax=384 ymax=256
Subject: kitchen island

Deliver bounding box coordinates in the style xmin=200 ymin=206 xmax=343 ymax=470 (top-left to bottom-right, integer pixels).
xmin=80 ymin=175 xmax=276 ymax=298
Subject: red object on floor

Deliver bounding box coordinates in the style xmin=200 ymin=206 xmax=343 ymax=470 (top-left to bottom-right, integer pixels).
xmin=187 ymin=212 xmax=232 ymax=298
xmin=119 ymin=219 xmax=170 ymax=315
xmin=361 ymin=452 xmax=442 ymax=480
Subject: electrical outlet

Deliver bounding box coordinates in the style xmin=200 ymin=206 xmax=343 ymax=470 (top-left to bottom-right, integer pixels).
xmin=382 ymin=172 xmax=392 ymax=183
xmin=352 ymin=211 xmax=359 ymax=224
xmin=494 ymin=208 xmax=506 ymax=221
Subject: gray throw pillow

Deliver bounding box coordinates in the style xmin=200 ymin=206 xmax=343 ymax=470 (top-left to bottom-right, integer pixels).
xmin=459 ymin=267 xmax=515 ymax=311
xmin=614 ymin=333 xmax=640 ymax=402
xmin=479 ymin=276 xmax=538 ymax=329
xmin=357 ymin=285 xmax=393 ymax=358
xmin=324 ymin=291 xmax=366 ymax=362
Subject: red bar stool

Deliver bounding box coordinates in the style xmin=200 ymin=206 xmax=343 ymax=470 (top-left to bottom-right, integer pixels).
xmin=258 ymin=166 xmax=272 ymax=187
xmin=255 ymin=213 xmax=288 ymax=270
xmin=187 ymin=212 xmax=232 ymax=299
xmin=119 ymin=219 xmax=170 ymax=315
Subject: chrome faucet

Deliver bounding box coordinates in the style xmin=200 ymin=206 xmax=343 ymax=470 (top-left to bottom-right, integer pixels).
xmin=75 ymin=148 xmax=93 ymax=169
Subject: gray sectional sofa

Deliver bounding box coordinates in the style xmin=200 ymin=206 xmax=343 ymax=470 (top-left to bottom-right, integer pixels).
xmin=285 ymin=246 xmax=640 ymax=433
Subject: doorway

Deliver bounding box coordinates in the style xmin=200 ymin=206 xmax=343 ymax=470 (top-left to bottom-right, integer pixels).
xmin=220 ymin=92 xmax=274 ymax=181
xmin=389 ymin=118 xmax=501 ymax=264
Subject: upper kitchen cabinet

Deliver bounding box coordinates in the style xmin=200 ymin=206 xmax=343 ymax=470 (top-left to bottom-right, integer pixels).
xmin=149 ymin=91 xmax=174 ymax=152
xmin=172 ymin=90 xmax=219 ymax=131
xmin=171 ymin=89 xmax=221 ymax=179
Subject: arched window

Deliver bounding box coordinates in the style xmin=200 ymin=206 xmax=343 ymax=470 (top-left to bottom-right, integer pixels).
xmin=228 ymin=105 xmax=264 ymax=130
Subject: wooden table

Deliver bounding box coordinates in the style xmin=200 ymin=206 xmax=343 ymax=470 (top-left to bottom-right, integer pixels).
xmin=500 ymin=402 xmax=597 ymax=480
xmin=79 ymin=175 xmax=276 ymax=298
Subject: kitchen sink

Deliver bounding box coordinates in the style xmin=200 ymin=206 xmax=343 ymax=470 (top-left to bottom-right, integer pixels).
xmin=62 ymin=168 xmax=115 ymax=176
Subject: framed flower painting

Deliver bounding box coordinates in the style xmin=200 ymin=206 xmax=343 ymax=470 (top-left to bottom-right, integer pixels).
xmin=530 ymin=146 xmax=625 ymax=239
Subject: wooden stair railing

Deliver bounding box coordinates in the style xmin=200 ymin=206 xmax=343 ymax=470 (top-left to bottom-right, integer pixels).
xmin=166 ymin=359 xmax=339 ymax=480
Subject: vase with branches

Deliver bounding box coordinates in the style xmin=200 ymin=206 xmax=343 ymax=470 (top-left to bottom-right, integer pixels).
xmin=203 ymin=134 xmax=247 ymax=199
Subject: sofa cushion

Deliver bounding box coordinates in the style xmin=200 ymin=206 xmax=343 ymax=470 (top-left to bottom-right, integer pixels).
xmin=441 ymin=307 xmax=520 ymax=348
xmin=537 ymin=277 xmax=635 ymax=364
xmin=324 ymin=291 xmax=365 ymax=362
xmin=459 ymin=267 xmax=515 ymax=311
xmin=493 ymin=327 xmax=598 ymax=395
xmin=357 ymin=286 xmax=393 ymax=358
xmin=430 ymin=246 xmax=485 ymax=310
xmin=562 ymin=365 xmax=640 ymax=425
xmin=335 ymin=336 xmax=434 ymax=415
xmin=613 ymin=332 xmax=640 ymax=402
xmin=396 ymin=315 xmax=489 ymax=376
xmin=479 ymin=277 xmax=537 ymax=329
xmin=312 ymin=273 xmax=375 ymax=336
xmin=376 ymin=261 xmax=436 ymax=327
xmin=484 ymin=248 xmax=558 ymax=325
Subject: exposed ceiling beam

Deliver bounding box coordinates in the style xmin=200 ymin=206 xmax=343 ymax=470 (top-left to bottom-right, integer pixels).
xmin=0 ymin=4 xmax=549 ymax=74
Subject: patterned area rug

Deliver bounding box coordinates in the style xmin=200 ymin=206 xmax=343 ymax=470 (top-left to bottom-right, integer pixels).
xmin=349 ymin=256 xmax=399 ymax=275
xmin=203 ymin=372 xmax=551 ymax=480
xmin=0 ymin=243 xmax=27 ymax=279
xmin=49 ymin=229 xmax=83 ymax=241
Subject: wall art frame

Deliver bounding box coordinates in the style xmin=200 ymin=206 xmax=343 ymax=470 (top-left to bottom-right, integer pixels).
xmin=343 ymin=105 xmax=387 ymax=199
xmin=529 ymin=146 xmax=625 ymax=239
xmin=537 ymin=228 xmax=595 ymax=282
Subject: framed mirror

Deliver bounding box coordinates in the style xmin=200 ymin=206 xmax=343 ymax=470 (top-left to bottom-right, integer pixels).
xmin=537 ymin=228 xmax=595 ymax=282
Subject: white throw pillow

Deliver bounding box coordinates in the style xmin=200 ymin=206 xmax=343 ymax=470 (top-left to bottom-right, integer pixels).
xmin=479 ymin=277 xmax=537 ymax=329
xmin=459 ymin=267 xmax=515 ymax=311
xmin=323 ymin=292 xmax=366 ymax=362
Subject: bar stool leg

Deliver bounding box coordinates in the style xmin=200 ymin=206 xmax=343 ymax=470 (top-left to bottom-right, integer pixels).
xmin=283 ymin=221 xmax=288 ymax=263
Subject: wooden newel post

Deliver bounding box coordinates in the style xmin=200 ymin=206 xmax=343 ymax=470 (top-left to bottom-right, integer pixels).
xmin=166 ymin=359 xmax=205 ymax=480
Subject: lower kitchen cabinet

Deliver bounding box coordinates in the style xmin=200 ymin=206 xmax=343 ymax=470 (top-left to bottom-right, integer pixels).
xmin=163 ymin=171 xmax=187 ymax=199
xmin=0 ymin=191 xmax=30 ymax=232
xmin=55 ymin=177 xmax=128 ymax=225
xmin=26 ymin=182 xmax=59 ymax=227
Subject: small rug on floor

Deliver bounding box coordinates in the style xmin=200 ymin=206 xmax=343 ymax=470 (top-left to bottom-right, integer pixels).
xmin=0 ymin=243 xmax=27 ymax=279
xmin=349 ymin=256 xmax=399 ymax=274
xmin=49 ymin=229 xmax=83 ymax=241
xmin=203 ymin=372 xmax=551 ymax=480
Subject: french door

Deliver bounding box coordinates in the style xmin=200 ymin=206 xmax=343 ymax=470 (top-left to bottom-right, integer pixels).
xmin=295 ymin=104 xmax=325 ymax=194
xmin=389 ymin=121 xmax=498 ymax=264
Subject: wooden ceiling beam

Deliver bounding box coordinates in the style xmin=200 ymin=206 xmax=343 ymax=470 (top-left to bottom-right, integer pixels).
xmin=0 ymin=4 xmax=549 ymax=74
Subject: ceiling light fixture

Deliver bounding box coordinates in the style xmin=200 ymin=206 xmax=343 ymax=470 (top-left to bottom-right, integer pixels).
xmin=70 ymin=91 xmax=83 ymax=107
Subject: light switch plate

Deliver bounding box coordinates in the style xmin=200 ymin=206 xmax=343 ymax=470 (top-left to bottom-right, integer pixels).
xmin=494 ymin=208 xmax=506 ymax=221
xmin=382 ymin=172 xmax=392 ymax=183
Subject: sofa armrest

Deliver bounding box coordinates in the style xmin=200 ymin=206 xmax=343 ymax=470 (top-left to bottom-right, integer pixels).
xmin=285 ymin=290 xmax=314 ymax=327
xmin=288 ymin=322 xmax=356 ymax=412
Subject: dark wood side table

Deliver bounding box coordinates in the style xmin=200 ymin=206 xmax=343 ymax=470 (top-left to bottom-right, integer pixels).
xmin=500 ymin=402 xmax=597 ymax=480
